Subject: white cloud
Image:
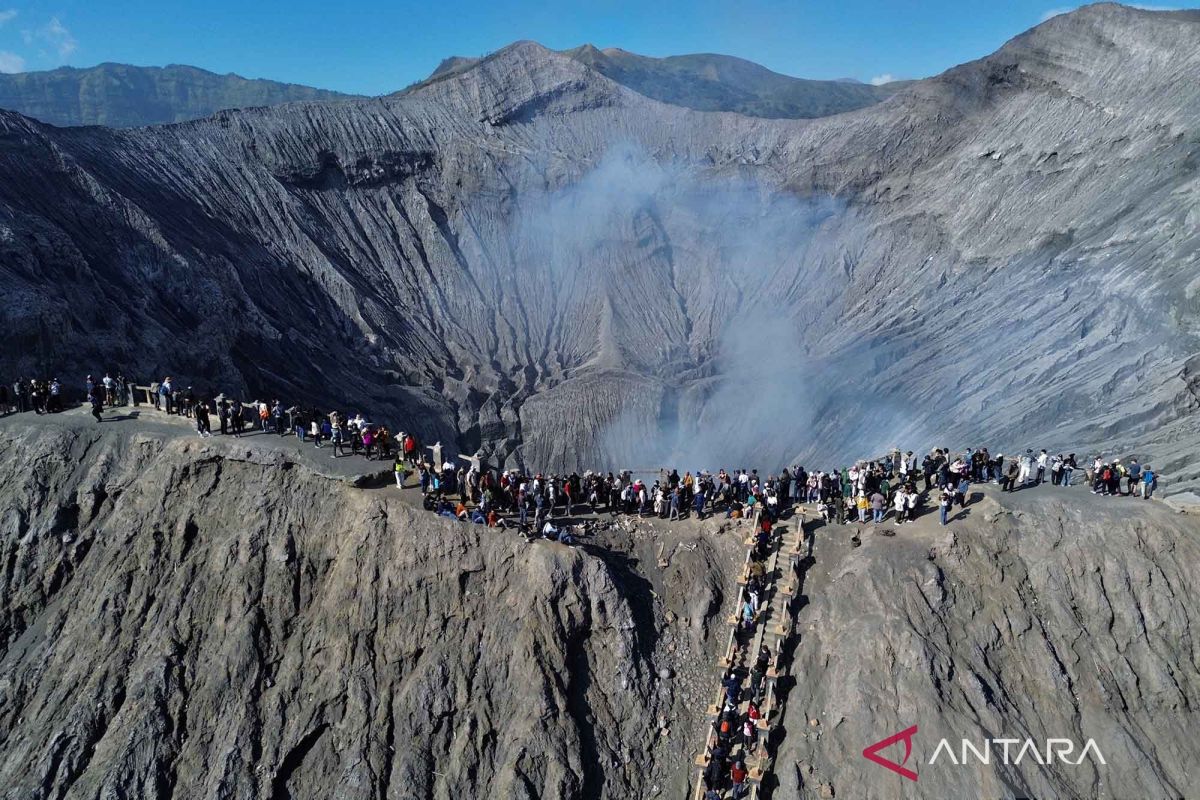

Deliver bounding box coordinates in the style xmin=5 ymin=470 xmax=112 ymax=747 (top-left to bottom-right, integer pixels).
xmin=869 ymin=74 xmax=895 ymax=86
xmin=17 ymin=15 xmax=78 ymax=62
xmin=0 ymin=9 xmax=18 ymax=27
xmin=0 ymin=50 xmax=24 ymax=73
xmin=44 ymin=16 xmax=76 ymax=58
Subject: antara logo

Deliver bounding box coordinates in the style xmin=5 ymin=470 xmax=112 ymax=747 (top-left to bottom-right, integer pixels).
xmin=863 ymin=726 xmax=1106 ymax=781
xmin=863 ymin=725 xmax=920 ymax=781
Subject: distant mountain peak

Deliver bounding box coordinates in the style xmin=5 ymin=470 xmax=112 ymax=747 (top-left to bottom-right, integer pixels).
xmin=0 ymin=63 xmax=356 ymax=127
xmin=556 ymin=45 xmax=907 ymax=119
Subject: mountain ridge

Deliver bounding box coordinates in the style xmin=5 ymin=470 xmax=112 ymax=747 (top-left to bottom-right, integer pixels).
xmin=0 ymin=4 xmax=1197 ymax=484
xmin=0 ymin=62 xmax=357 ymax=128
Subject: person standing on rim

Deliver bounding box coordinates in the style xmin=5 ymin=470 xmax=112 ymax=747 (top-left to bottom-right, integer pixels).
xmin=1061 ymin=453 xmax=1076 ymax=486
xmin=12 ymin=378 xmax=27 ymax=413
xmin=195 ymin=399 xmax=212 ymax=437
xmin=1141 ymin=465 xmax=1156 ymax=499
xmin=1017 ymin=450 xmax=1033 ymax=486
xmin=1126 ymin=458 xmax=1142 ymax=496
xmin=88 ymin=386 xmax=103 ymax=423
xmin=161 ymin=377 xmax=174 ymax=414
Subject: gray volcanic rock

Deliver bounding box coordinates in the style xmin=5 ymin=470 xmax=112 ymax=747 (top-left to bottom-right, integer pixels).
xmin=0 ymin=410 xmax=739 ymax=799
xmin=0 ymin=63 xmax=356 ymax=128
xmin=2 ymin=399 xmax=1198 ymax=799
xmin=1 ymin=4 xmax=1199 ymax=487
xmin=777 ymin=490 xmax=1200 ymax=799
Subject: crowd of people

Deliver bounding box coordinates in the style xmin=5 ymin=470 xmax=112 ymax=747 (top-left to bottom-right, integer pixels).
xmin=702 ymin=643 xmax=774 ymax=798
xmin=700 ymin=512 xmax=783 ymax=798
xmin=2 ymin=374 xmax=1162 ymax=540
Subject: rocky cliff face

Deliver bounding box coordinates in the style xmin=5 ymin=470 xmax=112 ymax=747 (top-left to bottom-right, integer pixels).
xmin=0 ymin=412 xmax=738 ymax=799
xmin=1 ymin=4 xmax=1199 ymax=484
xmin=780 ymin=491 xmax=1200 ymax=799
xmin=3 ymin=406 xmax=1198 ymax=799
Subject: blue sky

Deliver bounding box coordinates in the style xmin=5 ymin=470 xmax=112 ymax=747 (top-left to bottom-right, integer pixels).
xmin=0 ymin=1 xmax=1196 ymax=94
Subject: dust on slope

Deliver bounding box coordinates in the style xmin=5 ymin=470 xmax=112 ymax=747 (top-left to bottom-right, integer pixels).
xmin=0 ymin=411 xmax=741 ymax=799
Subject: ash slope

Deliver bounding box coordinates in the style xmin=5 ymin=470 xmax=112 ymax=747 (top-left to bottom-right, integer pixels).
xmin=1 ymin=4 xmax=1200 ymax=481
xmin=2 ymin=407 xmax=1199 ymax=800
xmin=781 ymin=491 xmax=1200 ymax=800
xmin=0 ymin=412 xmax=738 ymax=800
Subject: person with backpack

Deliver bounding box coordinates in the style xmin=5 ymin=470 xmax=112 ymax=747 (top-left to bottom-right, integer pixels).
xmin=939 ymin=486 xmax=953 ymax=525
xmin=1109 ymin=460 xmax=1123 ymax=496
xmin=1141 ymin=466 xmax=1156 ymax=499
